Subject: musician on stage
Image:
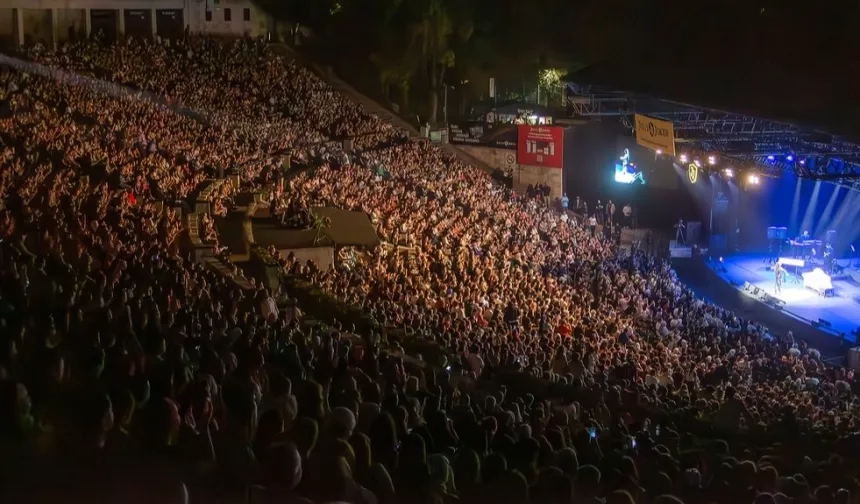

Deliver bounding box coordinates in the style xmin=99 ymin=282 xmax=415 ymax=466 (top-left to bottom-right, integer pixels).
xmin=774 ymin=261 xmax=783 ymax=294
xmin=674 ymin=218 xmax=686 ymax=245
xmin=794 ymin=230 xmax=812 ymax=259
xmin=824 ymin=243 xmax=834 ymax=273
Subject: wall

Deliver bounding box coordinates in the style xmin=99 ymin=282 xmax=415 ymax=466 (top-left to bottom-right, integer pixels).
xmin=189 ymin=0 xmax=268 ymax=38
xmin=516 ymin=165 xmax=563 ymax=198
xmin=0 ymin=9 xmax=15 ymax=46
xmin=0 ymin=1 xmax=183 ymax=9
xmin=22 ymin=8 xmax=52 ymax=45
xmin=55 ymin=8 xmax=86 ymax=43
xmin=457 ymin=145 xmax=517 ymax=175
xmin=0 ymin=0 xmax=271 ymax=42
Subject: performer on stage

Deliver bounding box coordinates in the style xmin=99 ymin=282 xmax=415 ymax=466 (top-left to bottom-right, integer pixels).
xmin=674 ymin=218 xmax=686 ymax=245
xmin=824 ymin=243 xmax=834 ymax=273
xmin=774 ymin=261 xmax=783 ymax=294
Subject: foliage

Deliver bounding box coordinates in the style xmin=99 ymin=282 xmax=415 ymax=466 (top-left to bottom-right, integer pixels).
xmin=537 ymin=68 xmax=565 ymax=107
xmin=255 ymin=0 xmax=579 ymax=121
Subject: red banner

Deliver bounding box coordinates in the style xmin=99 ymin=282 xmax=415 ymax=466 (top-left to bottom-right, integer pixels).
xmin=517 ymin=125 xmax=564 ymax=169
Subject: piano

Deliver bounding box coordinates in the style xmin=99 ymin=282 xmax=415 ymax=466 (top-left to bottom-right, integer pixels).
xmin=802 ymin=268 xmax=833 ymax=296
xmin=778 ymin=257 xmax=804 ymax=268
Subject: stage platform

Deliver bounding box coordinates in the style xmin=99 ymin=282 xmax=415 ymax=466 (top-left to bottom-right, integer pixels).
xmin=714 ymin=254 xmax=860 ymax=338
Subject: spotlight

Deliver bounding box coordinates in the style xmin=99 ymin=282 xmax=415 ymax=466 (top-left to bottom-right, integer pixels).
xmin=693 ymin=159 xmax=701 ymax=167
xmin=724 ymin=168 xmax=734 ymax=178
xmin=799 ymin=159 xmax=806 ymax=165
xmin=748 ymin=174 xmax=760 ymax=184
xmin=679 ymin=154 xmax=688 ymax=163
xmin=719 ymin=256 xmax=724 ymax=262
xmin=767 ymin=155 xmax=775 ymax=161
xmin=656 ymin=149 xmax=663 ymax=155
xmin=786 ymin=154 xmax=794 ymax=162
xmin=708 ymin=155 xmax=716 ymax=165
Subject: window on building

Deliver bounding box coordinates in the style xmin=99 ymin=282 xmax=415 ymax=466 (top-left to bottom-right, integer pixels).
xmin=224 ymin=8 xmax=232 ymax=21
xmin=243 ymin=8 xmax=251 ymax=21
xmin=205 ymin=10 xmax=212 ymax=22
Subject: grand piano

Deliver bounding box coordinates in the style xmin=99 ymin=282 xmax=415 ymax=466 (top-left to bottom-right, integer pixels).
xmin=801 ymin=268 xmax=833 ymax=297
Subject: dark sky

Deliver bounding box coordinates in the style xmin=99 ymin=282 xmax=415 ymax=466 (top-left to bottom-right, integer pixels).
xmin=559 ymin=1 xmax=858 ymax=135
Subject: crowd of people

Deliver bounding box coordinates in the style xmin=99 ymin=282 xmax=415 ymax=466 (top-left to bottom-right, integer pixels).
xmin=2 ymin=35 xmax=860 ymax=504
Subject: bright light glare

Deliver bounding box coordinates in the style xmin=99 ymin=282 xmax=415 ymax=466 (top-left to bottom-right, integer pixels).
xmin=656 ymin=149 xmax=663 ymax=155
xmin=679 ymin=154 xmax=688 ymax=163
xmin=693 ymin=159 xmax=701 ymax=167
xmin=708 ymin=155 xmax=716 ymax=165
xmin=786 ymin=155 xmax=794 ymax=162
xmin=767 ymin=155 xmax=775 ymax=161
xmin=748 ymin=174 xmax=760 ymax=184
xmin=724 ymin=168 xmax=734 ymax=177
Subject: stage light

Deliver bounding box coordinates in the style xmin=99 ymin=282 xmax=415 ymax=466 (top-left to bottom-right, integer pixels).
xmin=719 ymin=256 xmax=723 ymax=262
xmin=799 ymin=159 xmax=806 ymax=165
xmin=767 ymin=155 xmax=775 ymax=161
xmin=748 ymin=174 xmax=760 ymax=184
xmin=693 ymin=159 xmax=701 ymax=167
xmin=656 ymin=149 xmax=663 ymax=155
xmin=679 ymin=154 xmax=688 ymax=163
xmin=724 ymin=168 xmax=734 ymax=178
xmin=786 ymin=154 xmax=794 ymax=162
xmin=708 ymin=155 xmax=716 ymax=165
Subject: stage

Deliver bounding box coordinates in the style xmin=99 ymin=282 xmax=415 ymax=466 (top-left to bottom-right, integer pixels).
xmin=711 ymin=254 xmax=860 ymax=338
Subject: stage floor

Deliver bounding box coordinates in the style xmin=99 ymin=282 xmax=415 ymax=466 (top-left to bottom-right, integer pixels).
xmin=714 ymin=254 xmax=860 ymax=336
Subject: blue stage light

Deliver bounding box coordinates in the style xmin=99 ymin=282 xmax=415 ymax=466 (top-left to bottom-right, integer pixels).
xmin=767 ymin=155 xmax=775 ymax=161
xmin=786 ymin=155 xmax=794 ymax=162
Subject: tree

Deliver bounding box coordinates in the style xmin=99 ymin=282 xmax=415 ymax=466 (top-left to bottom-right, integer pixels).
xmin=369 ymin=52 xmax=415 ymax=111
xmin=409 ymin=0 xmax=472 ymax=124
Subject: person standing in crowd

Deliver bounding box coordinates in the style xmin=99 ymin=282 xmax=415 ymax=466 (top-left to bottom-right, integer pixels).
xmin=595 ymin=200 xmax=604 ymax=225
xmin=588 ymin=214 xmax=598 ymax=236
xmin=560 ymin=193 xmax=569 ymax=210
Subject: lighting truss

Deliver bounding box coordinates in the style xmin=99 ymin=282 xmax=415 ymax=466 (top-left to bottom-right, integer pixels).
xmin=564 ymin=84 xmax=860 ymax=189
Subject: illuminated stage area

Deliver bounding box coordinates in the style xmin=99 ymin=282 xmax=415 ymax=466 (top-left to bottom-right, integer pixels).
xmin=711 ymin=254 xmax=860 ymax=339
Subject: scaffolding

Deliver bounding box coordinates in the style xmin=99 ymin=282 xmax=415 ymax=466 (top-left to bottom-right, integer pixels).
xmin=565 ymin=83 xmax=860 ymax=190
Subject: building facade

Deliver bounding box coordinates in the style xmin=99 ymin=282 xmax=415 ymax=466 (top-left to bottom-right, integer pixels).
xmin=0 ymin=0 xmax=271 ymax=47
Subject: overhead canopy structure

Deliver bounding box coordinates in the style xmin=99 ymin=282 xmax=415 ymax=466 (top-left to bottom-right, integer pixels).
xmin=253 ymin=207 xmax=381 ymax=250
xmin=563 ymin=63 xmax=860 ymax=190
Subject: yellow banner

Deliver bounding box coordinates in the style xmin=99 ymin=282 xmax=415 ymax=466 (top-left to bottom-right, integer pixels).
xmin=634 ymin=114 xmax=676 ymax=156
